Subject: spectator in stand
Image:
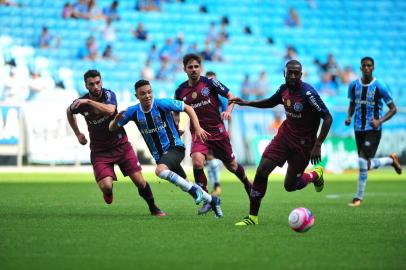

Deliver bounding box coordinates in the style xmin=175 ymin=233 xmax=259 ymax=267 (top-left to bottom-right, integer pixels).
xmin=136 ymin=0 xmax=161 ymax=12
xmin=314 ymin=53 xmax=340 ymax=84
xmin=102 ymin=0 xmax=120 ymax=21
xmin=156 ymin=56 xmax=173 ymax=81
xmin=102 ymin=45 xmax=118 ymax=61
xmin=315 ymin=72 xmax=338 ymax=97
xmin=240 ymin=74 xmax=254 ymax=101
xmin=218 ymin=20 xmax=229 ymax=43
xmin=78 ymin=36 xmax=98 ymax=61
xmin=186 ymin=42 xmax=199 ymax=54
xmin=284 ymin=45 xmax=299 ymax=63
xmin=159 ymin=38 xmax=175 ymax=60
xmin=27 ymin=70 xmax=55 ymax=101
xmin=147 ymin=44 xmax=160 ymax=62
xmin=38 ymin=27 xmax=60 ymax=49
xmin=340 ymin=65 xmax=357 ymax=85
xmin=200 ymin=40 xmax=213 ymax=61
xmin=87 ymin=0 xmax=105 ymax=20
xmin=72 ymin=0 xmax=89 ymax=19
xmin=3 ymin=68 xmax=29 ymax=103
xmin=62 ymin=2 xmax=74 ymax=18
xmin=244 ymin=25 xmax=252 ymax=35
xmin=0 ymin=0 xmax=21 ymax=6
xmin=140 ymin=59 xmax=155 ymax=80
xmin=205 ymin=22 xmax=218 ymax=44
xmin=267 ymin=111 xmax=283 ymax=135
xmin=284 ymin=7 xmax=300 ymax=27
xmin=100 ymin=17 xmax=116 ymax=43
xmin=132 ymin=22 xmax=149 ymax=41
xmin=254 ymin=71 xmax=270 ymax=100
xmin=212 ymin=40 xmax=224 ymax=62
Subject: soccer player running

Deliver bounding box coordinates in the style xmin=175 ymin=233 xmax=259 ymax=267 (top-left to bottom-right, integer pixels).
xmin=174 ymin=53 xmax=252 ymax=215
xmin=109 ymin=80 xmax=223 ymax=217
xmin=345 ymin=57 xmax=402 ymax=207
xmin=231 ymin=60 xmax=333 ymax=225
xmin=203 ymin=70 xmax=231 ymax=196
xmin=66 ymin=70 xmax=165 ymax=216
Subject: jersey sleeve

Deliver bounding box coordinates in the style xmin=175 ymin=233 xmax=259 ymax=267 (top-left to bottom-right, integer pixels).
xmin=347 ymin=81 xmax=356 ymax=101
xmin=219 ymin=95 xmax=228 ymax=112
xmin=117 ymin=106 xmax=135 ymax=127
xmin=69 ymin=99 xmax=81 ymax=114
xmin=377 ymin=82 xmax=393 ymax=104
xmin=104 ymin=90 xmax=118 ymax=106
xmin=156 ymin=98 xmax=185 ymax=112
xmin=209 ymin=78 xmax=230 ymax=97
xmin=266 ymin=87 xmax=283 ymax=107
xmin=305 ymin=87 xmax=330 ymax=117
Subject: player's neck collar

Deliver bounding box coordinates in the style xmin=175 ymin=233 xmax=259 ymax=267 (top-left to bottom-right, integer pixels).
xmin=141 ymin=99 xmax=154 ymax=113
xmin=188 ymin=77 xmax=200 ymax=87
xmin=360 ymin=77 xmax=375 ymax=86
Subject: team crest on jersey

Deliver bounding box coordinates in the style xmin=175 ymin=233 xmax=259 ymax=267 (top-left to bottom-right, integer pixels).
xmin=201 ymin=87 xmax=210 ymax=97
xmin=153 ymin=115 xmax=162 ymax=125
xmin=84 ymin=112 xmax=89 ymax=116
xmin=286 ymin=99 xmax=291 ymax=107
xmin=294 ymin=102 xmax=303 ymax=112
xmin=192 ymin=92 xmax=198 ymax=99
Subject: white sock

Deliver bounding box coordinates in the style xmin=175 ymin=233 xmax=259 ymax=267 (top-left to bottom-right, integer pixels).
xmin=370 ymin=157 xmax=393 ymax=170
xmin=159 ymin=170 xmax=193 ymax=192
xmin=207 ymin=159 xmax=220 ymax=187
xmin=356 ymin=158 xmax=368 ymax=199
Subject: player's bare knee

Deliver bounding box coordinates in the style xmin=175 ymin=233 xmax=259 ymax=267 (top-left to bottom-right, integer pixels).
xmin=155 ymin=164 xmax=168 ymax=176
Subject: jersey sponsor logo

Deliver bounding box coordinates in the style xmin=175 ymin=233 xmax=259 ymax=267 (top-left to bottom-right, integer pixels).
xmin=89 ymin=114 xmax=110 ymax=125
xmin=201 ymin=87 xmax=210 ymax=97
xmin=192 ymin=92 xmax=198 ymax=99
xmin=212 ymin=78 xmax=225 ymax=91
xmin=294 ymin=102 xmax=303 ymax=112
xmin=309 ymin=95 xmax=322 ymax=111
xmin=286 ymin=99 xmax=291 ymax=107
xmin=285 ymin=111 xmax=302 ymax=118
xmin=354 ymin=99 xmax=375 ymax=105
xmin=140 ymin=122 xmax=167 ymax=135
xmin=306 ymin=91 xmax=311 ymax=96
xmin=84 ymin=112 xmax=89 ymax=116
xmin=190 ymin=99 xmax=211 ymax=109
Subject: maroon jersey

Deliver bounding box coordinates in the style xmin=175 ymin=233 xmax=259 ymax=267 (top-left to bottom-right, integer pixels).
xmin=69 ymin=88 xmax=128 ymax=152
xmin=267 ymin=82 xmax=330 ymax=147
xmin=175 ymin=76 xmax=230 ymax=139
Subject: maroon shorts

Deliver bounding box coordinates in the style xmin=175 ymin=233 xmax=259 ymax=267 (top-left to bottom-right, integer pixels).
xmin=191 ymin=131 xmax=235 ymax=164
xmin=90 ymin=142 xmax=141 ymax=182
xmin=262 ymin=134 xmax=312 ymax=177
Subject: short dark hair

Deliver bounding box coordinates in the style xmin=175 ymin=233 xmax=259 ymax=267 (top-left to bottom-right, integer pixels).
xmin=134 ymin=79 xmax=150 ymax=92
xmin=285 ymin=59 xmax=302 ymax=68
xmin=84 ymin=70 xmax=101 ymax=82
xmin=183 ymin=53 xmax=201 ymax=67
xmin=206 ymin=71 xmax=216 ymax=77
xmin=361 ymin=56 xmax=374 ymax=66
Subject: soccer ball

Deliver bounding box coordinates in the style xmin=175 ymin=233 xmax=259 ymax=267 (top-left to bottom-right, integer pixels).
xmin=288 ymin=207 xmax=315 ymax=233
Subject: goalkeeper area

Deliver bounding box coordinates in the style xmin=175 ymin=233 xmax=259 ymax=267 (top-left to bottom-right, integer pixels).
xmin=0 ymin=168 xmax=404 ymax=270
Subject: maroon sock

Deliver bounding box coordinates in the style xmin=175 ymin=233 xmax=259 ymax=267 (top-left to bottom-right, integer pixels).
xmin=138 ymin=182 xmax=156 ymax=210
xmin=249 ymin=173 xmax=268 ymax=216
xmin=234 ymin=164 xmax=252 ymax=189
xmin=193 ymin=168 xmax=208 ymax=192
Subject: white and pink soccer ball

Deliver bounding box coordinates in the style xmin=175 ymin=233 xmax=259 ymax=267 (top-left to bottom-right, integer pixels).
xmin=288 ymin=207 xmax=315 ymax=233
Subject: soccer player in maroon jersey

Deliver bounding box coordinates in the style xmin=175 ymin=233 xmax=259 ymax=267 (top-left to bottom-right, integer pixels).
xmin=174 ymin=53 xmax=252 ymax=215
xmin=231 ymin=60 xmax=333 ymax=225
xmin=66 ymin=70 xmax=165 ymax=216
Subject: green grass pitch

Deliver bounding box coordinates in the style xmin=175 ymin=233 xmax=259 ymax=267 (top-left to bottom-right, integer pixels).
xmin=0 ymin=169 xmax=405 ymax=270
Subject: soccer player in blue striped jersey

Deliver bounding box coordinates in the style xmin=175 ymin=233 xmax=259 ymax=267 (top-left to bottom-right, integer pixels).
xmin=345 ymin=57 xmax=402 ymax=207
xmin=109 ymin=79 xmax=223 ymax=217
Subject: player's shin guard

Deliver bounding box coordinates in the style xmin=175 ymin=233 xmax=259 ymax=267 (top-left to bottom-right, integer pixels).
xmin=193 ymin=168 xmax=208 ymax=192
xmin=207 ymin=159 xmax=220 ymax=187
xmin=159 ymin=170 xmax=193 ymax=192
xmin=356 ymin=158 xmax=368 ymax=200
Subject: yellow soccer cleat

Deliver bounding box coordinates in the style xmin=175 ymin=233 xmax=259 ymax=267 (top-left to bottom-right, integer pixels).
xmin=235 ymin=215 xmax=258 ymax=226
xmin=313 ymin=166 xmax=324 ymax=192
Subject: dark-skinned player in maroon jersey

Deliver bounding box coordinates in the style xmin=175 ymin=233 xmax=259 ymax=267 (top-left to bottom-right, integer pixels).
xmin=231 ymin=60 xmax=333 ymax=225
xmin=66 ymin=70 xmax=165 ymax=216
xmin=174 ymin=53 xmax=252 ymax=215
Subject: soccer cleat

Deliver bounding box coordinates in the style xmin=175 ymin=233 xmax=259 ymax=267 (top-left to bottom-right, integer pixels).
xmin=348 ymin=198 xmax=362 ymax=207
xmin=150 ymin=207 xmax=167 ymax=217
xmin=198 ymin=202 xmax=212 ymax=215
xmin=313 ymin=166 xmax=324 ymax=192
xmin=103 ymin=193 xmax=113 ymax=204
xmin=210 ymin=196 xmax=223 ymax=218
xmin=390 ymin=153 xmax=402 ymax=175
xmin=235 ymin=215 xmax=258 ymax=226
xmin=194 ymin=185 xmax=204 ymax=205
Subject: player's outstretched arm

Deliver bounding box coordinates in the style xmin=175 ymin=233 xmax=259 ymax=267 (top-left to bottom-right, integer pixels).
xmin=72 ymin=98 xmax=116 ymax=116
xmin=109 ymin=110 xmax=126 ymax=132
xmin=229 ymin=97 xmax=276 ymax=109
xmin=371 ymin=102 xmax=397 ymax=129
xmin=344 ymin=101 xmax=355 ymax=126
xmin=184 ymin=104 xmax=210 ymax=141
xmin=310 ymin=113 xmax=333 ymax=164
xmin=66 ymin=106 xmax=87 ymax=145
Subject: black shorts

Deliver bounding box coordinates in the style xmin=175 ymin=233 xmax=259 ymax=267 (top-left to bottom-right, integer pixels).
xmin=157 ymin=146 xmax=187 ymax=178
xmin=355 ymin=130 xmax=382 ymax=159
